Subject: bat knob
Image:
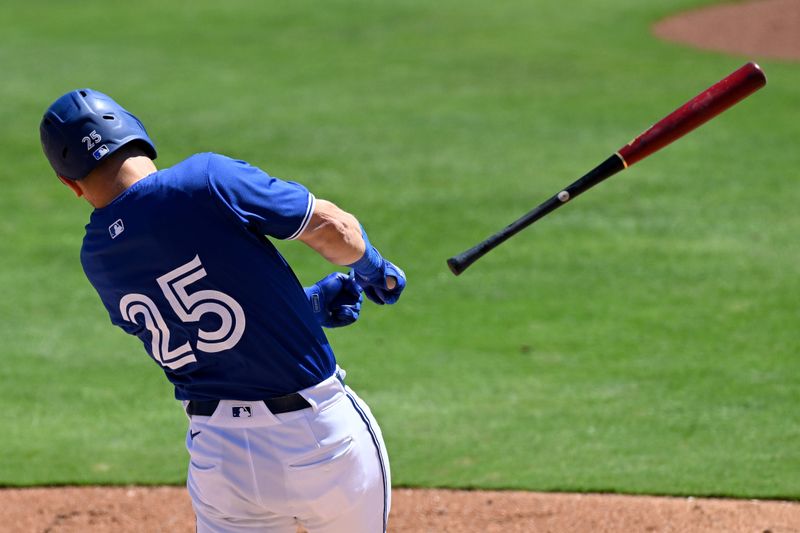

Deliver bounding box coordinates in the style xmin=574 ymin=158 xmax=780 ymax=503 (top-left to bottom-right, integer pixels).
xmin=447 ymin=257 xmax=465 ymax=276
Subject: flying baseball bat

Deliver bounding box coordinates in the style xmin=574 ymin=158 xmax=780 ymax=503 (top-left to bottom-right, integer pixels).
xmin=447 ymin=62 xmax=767 ymax=276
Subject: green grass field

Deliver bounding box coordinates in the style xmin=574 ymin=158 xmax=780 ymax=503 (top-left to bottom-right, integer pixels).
xmin=1 ymin=0 xmax=798 ymax=499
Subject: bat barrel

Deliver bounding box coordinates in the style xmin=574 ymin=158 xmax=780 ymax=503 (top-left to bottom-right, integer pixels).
xmin=618 ymin=62 xmax=766 ymax=166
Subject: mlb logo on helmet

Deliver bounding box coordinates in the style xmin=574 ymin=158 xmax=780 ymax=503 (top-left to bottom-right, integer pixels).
xmin=108 ymin=219 xmax=125 ymax=239
xmin=93 ymin=144 xmax=110 ymax=160
xmin=232 ymin=406 xmax=252 ymax=418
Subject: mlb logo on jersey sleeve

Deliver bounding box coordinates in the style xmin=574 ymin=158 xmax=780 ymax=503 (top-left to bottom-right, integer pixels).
xmin=109 ymin=219 xmax=125 ymax=239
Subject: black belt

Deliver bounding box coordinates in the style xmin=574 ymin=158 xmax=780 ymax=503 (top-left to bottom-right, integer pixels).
xmin=186 ymin=393 xmax=311 ymax=417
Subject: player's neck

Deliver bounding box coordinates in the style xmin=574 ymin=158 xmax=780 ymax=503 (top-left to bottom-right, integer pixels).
xmin=84 ymin=154 xmax=157 ymax=209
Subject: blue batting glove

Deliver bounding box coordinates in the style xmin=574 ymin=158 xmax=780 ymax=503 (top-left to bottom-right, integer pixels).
xmin=348 ymin=227 xmax=406 ymax=305
xmin=305 ymin=272 xmax=363 ymax=328
xmin=359 ymin=261 xmax=406 ymax=306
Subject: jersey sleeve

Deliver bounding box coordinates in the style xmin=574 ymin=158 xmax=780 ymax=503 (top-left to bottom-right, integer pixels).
xmin=206 ymin=153 xmax=315 ymax=240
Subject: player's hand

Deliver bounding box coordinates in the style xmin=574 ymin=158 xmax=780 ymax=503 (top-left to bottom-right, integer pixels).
xmin=355 ymin=260 xmax=406 ymax=305
xmin=347 ymin=226 xmax=406 ymax=305
xmin=305 ymin=272 xmax=363 ymax=328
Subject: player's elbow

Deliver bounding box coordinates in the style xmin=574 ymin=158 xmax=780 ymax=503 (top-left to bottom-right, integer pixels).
xmin=299 ymin=200 xmax=365 ymax=265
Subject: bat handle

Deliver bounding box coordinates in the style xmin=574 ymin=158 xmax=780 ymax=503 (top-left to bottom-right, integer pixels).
xmin=447 ymin=197 xmax=559 ymax=276
xmin=448 ymin=242 xmax=492 ymax=275
xmin=447 ymin=155 xmax=625 ymax=275
xmin=447 ymin=197 xmax=558 ymax=276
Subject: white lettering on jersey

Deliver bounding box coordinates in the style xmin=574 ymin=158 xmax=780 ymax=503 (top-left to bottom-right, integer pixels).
xmin=157 ymin=255 xmax=246 ymax=353
xmin=119 ymin=293 xmax=196 ymax=369
xmin=118 ymin=255 xmax=246 ymax=369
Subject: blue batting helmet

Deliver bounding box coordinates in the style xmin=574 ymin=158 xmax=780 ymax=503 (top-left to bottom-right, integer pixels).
xmin=40 ymin=89 xmax=157 ymax=181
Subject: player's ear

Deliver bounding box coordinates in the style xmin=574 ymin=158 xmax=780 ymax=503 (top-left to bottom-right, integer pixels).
xmin=57 ymin=174 xmax=84 ymax=198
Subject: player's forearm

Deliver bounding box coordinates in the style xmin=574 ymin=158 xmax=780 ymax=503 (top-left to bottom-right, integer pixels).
xmin=298 ymin=199 xmax=365 ymax=265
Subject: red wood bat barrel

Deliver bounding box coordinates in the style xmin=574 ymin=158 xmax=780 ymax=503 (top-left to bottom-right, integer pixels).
xmin=617 ymin=62 xmax=766 ymax=167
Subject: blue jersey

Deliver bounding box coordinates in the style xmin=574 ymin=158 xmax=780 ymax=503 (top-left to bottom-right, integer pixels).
xmin=80 ymin=153 xmax=336 ymax=401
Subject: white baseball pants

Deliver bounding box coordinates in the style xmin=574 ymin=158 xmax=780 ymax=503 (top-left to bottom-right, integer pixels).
xmin=184 ymin=370 xmax=390 ymax=533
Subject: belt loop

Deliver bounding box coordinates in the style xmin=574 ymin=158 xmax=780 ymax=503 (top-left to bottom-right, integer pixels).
xmin=335 ymin=366 xmax=347 ymax=385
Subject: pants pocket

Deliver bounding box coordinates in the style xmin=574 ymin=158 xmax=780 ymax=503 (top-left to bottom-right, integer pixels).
xmin=287 ymin=430 xmax=385 ymax=525
xmin=289 ymin=437 xmax=355 ymax=470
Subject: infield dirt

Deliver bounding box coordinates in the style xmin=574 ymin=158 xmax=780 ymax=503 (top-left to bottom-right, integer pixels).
xmin=653 ymin=0 xmax=800 ymax=60
xmin=2 ymin=486 xmax=800 ymax=532
xmin=4 ymin=1 xmax=798 ymax=531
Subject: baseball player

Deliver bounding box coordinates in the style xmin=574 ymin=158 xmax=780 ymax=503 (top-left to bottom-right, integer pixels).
xmin=40 ymin=88 xmax=406 ymax=533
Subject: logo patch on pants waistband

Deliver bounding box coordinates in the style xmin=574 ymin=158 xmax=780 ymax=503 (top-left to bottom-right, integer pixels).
xmin=232 ymin=406 xmax=252 ymax=418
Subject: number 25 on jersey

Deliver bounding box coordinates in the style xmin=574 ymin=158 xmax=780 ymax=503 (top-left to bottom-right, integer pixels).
xmin=119 ymin=255 xmax=246 ymax=370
